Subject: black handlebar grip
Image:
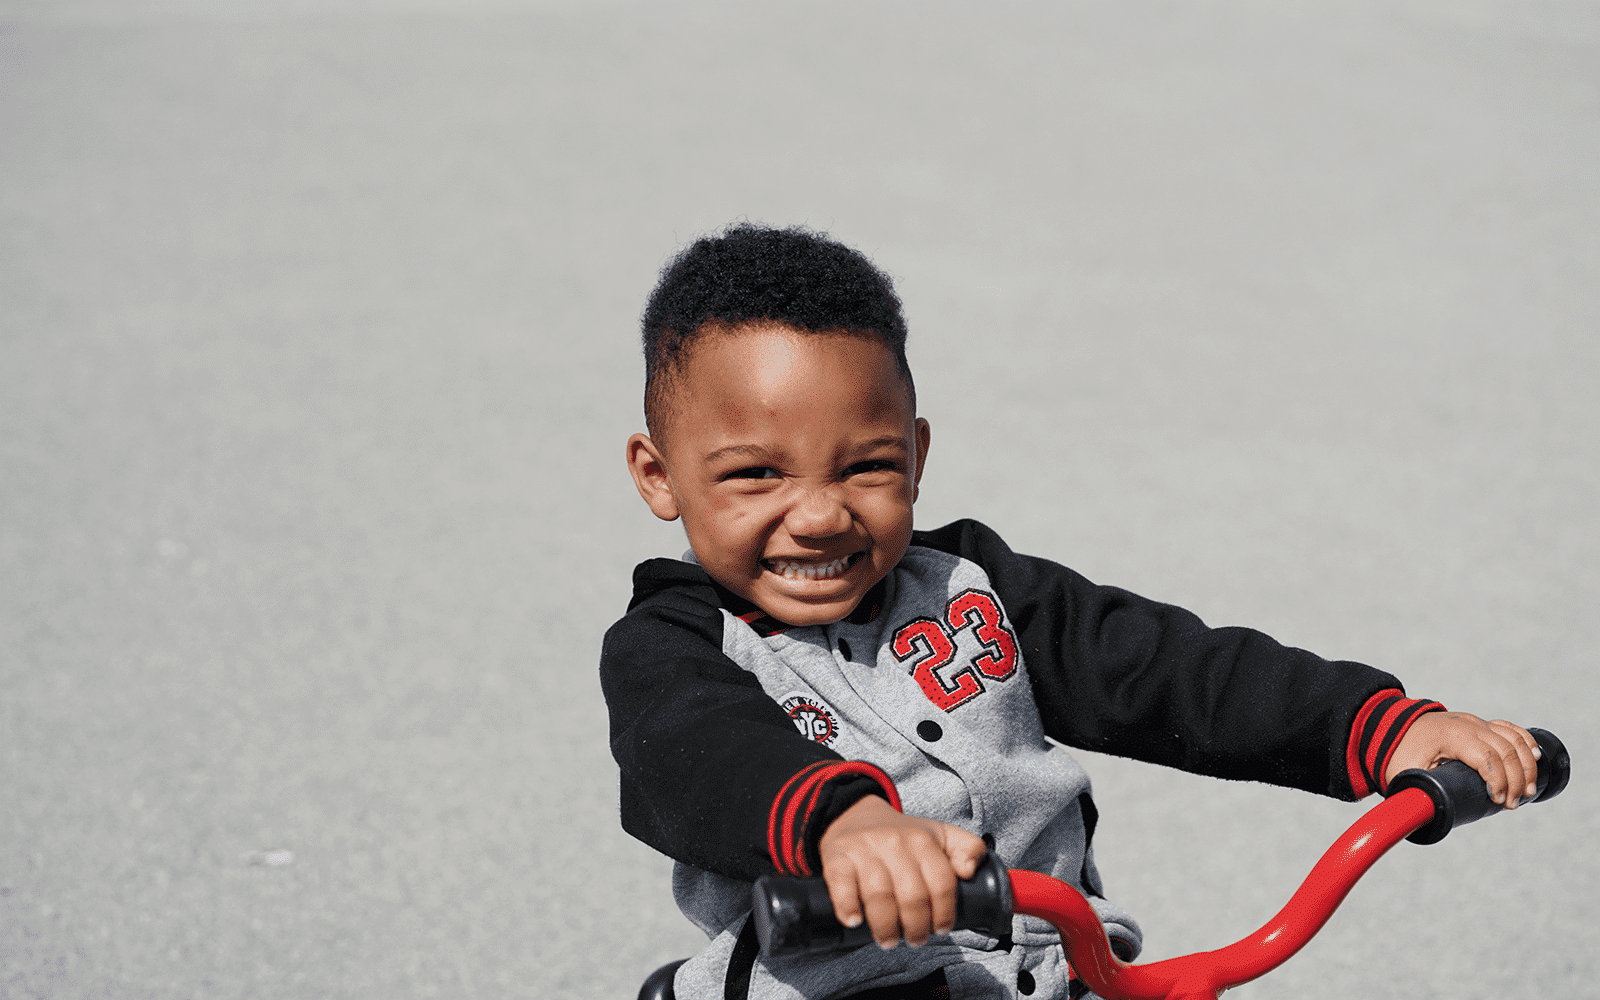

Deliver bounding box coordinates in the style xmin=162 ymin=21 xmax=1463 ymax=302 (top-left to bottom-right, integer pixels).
xmin=1388 ymin=727 xmax=1569 ymax=845
xmin=751 ymin=850 xmax=1014 ymax=958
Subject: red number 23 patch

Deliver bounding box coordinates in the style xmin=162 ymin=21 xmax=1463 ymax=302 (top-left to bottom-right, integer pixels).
xmin=890 ymin=589 xmax=1019 ymax=712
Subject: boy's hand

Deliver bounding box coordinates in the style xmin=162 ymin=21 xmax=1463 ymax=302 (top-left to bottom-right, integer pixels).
xmin=1385 ymin=712 xmax=1541 ymax=808
xmin=817 ymin=795 xmax=988 ymax=950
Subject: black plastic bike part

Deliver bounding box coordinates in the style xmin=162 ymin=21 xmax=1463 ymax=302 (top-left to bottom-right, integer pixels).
xmin=1387 ymin=727 xmax=1569 ymax=845
xmin=751 ymin=850 xmax=1014 ymax=958
xmin=637 ymin=958 xmax=687 ymax=1000
xmin=1533 ymin=728 xmax=1572 ymax=803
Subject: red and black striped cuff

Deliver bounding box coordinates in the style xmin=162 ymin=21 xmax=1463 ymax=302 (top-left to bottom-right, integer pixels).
xmin=1346 ymin=688 xmax=1446 ymax=798
xmin=767 ymin=760 xmax=900 ymax=876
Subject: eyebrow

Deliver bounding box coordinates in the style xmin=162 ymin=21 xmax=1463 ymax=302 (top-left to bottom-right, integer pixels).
xmin=699 ymin=443 xmax=775 ymax=465
xmin=851 ymin=435 xmax=911 ymax=456
xmin=699 ymin=435 xmax=908 ymax=466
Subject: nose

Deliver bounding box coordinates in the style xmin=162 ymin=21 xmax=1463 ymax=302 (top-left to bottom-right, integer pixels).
xmin=784 ymin=485 xmax=852 ymax=539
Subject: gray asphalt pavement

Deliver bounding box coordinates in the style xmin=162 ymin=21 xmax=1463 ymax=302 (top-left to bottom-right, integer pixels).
xmin=3 ymin=2 xmax=1597 ymax=998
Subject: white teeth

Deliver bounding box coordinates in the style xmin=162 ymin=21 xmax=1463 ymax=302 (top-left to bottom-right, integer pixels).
xmin=767 ymin=555 xmax=852 ymax=581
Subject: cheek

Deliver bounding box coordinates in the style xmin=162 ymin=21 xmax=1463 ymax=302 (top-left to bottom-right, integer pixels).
xmin=857 ymin=489 xmax=916 ymax=541
xmin=685 ymin=493 xmax=780 ymax=554
xmin=680 ymin=486 xmax=743 ymax=524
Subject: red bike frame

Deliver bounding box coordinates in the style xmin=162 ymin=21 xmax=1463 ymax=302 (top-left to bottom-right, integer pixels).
xmin=743 ymin=731 xmax=1565 ymax=1000
xmin=1009 ymin=789 xmax=1439 ymax=1000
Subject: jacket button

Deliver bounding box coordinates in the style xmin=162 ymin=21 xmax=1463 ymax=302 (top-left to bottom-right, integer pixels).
xmin=837 ymin=638 xmax=852 ymax=660
xmin=916 ymin=720 xmax=942 ymax=742
xmin=1016 ymin=970 xmax=1035 ymax=995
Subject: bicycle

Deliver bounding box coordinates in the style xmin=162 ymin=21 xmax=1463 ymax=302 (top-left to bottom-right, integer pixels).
xmin=639 ymin=727 xmax=1568 ymax=1000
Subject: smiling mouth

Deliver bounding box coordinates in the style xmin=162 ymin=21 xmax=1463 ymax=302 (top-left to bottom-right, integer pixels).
xmin=762 ymin=551 xmax=866 ymax=581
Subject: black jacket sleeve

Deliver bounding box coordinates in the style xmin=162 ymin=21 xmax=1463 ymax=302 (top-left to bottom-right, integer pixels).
xmin=912 ymin=520 xmax=1403 ymax=799
xmin=601 ymin=559 xmax=892 ymax=881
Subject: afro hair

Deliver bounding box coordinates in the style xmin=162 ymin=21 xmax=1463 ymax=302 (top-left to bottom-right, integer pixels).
xmin=640 ymin=223 xmax=913 ymax=438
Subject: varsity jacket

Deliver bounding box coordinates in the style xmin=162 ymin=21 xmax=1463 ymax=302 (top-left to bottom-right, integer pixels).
xmin=600 ymin=519 xmax=1441 ymax=1000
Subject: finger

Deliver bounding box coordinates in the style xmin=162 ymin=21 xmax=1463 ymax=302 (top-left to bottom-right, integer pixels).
xmin=1489 ymin=720 xmax=1540 ymax=804
xmin=823 ymin=855 xmax=866 ymax=931
xmin=916 ymin=844 xmax=959 ymax=940
xmin=887 ymin=850 xmax=936 ymax=948
xmin=1484 ymin=727 xmax=1527 ymax=808
xmin=944 ymin=827 xmax=988 ymax=881
xmin=1502 ymin=720 xmax=1542 ymax=757
xmin=854 ymin=857 xmax=903 ymax=949
xmin=1469 ymin=728 xmax=1519 ymax=808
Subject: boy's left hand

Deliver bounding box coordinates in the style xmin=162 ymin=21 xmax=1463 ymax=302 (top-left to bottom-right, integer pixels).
xmin=1385 ymin=712 xmax=1541 ymax=808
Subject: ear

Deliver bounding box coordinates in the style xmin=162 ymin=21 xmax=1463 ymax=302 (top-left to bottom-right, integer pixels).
xmin=626 ymin=433 xmax=681 ymax=521
xmin=911 ymin=417 xmax=931 ymax=503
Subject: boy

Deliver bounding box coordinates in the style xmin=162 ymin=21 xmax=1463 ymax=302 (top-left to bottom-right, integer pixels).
xmin=601 ymin=224 xmax=1539 ymax=1000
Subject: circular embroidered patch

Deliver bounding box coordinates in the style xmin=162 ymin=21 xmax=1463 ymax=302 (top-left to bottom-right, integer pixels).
xmin=781 ymin=693 xmax=839 ymax=746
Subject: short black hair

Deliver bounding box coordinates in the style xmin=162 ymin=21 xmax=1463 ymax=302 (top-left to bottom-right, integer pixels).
xmin=640 ymin=223 xmax=913 ymax=439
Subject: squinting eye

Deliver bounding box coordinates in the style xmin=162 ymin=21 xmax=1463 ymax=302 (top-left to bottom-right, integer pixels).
xmin=727 ymin=467 xmax=780 ymax=480
xmin=844 ymin=460 xmax=895 ymax=476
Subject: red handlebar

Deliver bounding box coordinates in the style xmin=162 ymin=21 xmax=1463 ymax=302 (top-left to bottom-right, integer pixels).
xmin=750 ymin=729 xmax=1569 ymax=998
xmin=1011 ymin=789 xmax=1437 ymax=1000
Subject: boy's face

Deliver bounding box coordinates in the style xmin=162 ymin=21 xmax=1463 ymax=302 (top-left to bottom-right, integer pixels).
xmin=627 ymin=322 xmax=929 ymax=627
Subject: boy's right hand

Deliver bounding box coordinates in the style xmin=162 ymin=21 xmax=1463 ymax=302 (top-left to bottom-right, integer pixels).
xmin=817 ymin=795 xmax=989 ymax=950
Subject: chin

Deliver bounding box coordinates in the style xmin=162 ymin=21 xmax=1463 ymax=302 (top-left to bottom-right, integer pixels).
xmin=762 ymin=595 xmax=855 ymax=628
xmin=783 ymin=609 xmax=850 ymax=627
